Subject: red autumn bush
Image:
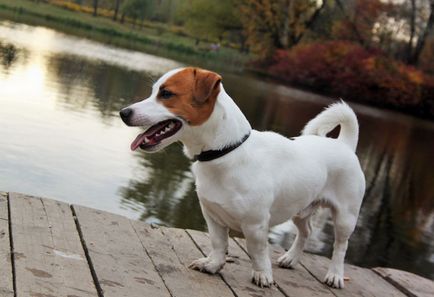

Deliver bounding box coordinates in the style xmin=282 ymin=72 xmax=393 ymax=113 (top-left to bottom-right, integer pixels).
xmin=266 ymin=41 xmax=434 ymax=117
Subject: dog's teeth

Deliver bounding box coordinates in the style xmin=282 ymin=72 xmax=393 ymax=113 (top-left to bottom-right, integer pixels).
xmin=168 ymin=123 xmax=175 ymax=128
xmin=164 ymin=127 xmax=170 ymax=132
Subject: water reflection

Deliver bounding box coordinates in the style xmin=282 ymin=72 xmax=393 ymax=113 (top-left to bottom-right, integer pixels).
xmin=46 ymin=53 xmax=151 ymax=119
xmin=119 ymin=145 xmax=206 ymax=229
xmin=0 ymin=42 xmax=17 ymax=68
xmin=0 ymin=21 xmax=432 ymax=279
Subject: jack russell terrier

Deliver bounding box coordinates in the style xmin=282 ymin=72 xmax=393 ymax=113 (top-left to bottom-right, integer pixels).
xmin=120 ymin=67 xmax=365 ymax=289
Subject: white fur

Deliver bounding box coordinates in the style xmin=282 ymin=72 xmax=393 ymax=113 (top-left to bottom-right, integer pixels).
xmin=123 ymin=70 xmax=366 ymax=289
xmin=302 ymin=100 xmax=359 ymax=151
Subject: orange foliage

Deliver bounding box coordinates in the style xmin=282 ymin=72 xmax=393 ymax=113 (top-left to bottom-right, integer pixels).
xmin=48 ymin=0 xmax=114 ymax=17
xmin=419 ymin=38 xmax=434 ymax=75
xmin=266 ymin=41 xmax=434 ymax=118
xmin=238 ymin=0 xmax=321 ymax=56
xmin=332 ymin=0 xmax=393 ymax=47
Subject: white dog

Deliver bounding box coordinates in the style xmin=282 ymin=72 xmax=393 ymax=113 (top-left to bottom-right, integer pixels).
xmin=120 ymin=67 xmax=365 ymax=289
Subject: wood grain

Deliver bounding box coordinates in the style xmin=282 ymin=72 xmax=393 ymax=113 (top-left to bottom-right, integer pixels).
xmin=373 ymin=267 xmax=434 ymax=297
xmin=9 ymin=193 xmax=97 ymax=297
xmin=0 ymin=193 xmax=430 ymax=297
xmin=73 ymin=205 xmax=170 ymax=297
xmin=300 ymin=251 xmax=406 ymax=297
xmin=132 ymin=222 xmax=235 ymax=297
xmin=0 ymin=192 xmax=13 ymax=297
xmin=187 ymin=229 xmax=286 ymax=297
xmin=233 ymin=237 xmax=337 ymax=297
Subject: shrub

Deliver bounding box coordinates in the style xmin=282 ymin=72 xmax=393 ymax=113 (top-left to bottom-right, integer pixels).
xmin=266 ymin=41 xmax=434 ymax=117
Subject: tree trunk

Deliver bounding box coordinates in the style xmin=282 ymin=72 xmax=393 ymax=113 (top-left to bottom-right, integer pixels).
xmin=294 ymin=0 xmax=327 ymax=45
xmin=92 ymin=0 xmax=98 ymax=17
xmin=335 ymin=0 xmax=367 ymax=47
xmin=409 ymin=0 xmax=434 ymax=65
xmin=279 ymin=0 xmax=291 ymax=49
xmin=113 ymin=0 xmax=121 ymax=21
xmin=120 ymin=13 xmax=125 ymax=24
xmin=406 ymin=0 xmax=416 ymax=63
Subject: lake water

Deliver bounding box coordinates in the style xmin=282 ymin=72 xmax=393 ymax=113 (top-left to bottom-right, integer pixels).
xmin=0 ymin=21 xmax=432 ymax=279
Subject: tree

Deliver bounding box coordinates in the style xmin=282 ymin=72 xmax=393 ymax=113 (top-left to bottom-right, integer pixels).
xmin=121 ymin=0 xmax=150 ymax=27
xmin=113 ymin=0 xmax=122 ymax=21
xmin=178 ymin=0 xmax=242 ymax=43
xmin=333 ymin=0 xmax=393 ymax=48
xmin=408 ymin=0 xmax=434 ymax=65
xmin=238 ymin=0 xmax=326 ymax=56
xmin=92 ymin=0 xmax=98 ymax=17
xmin=333 ymin=0 xmax=433 ymax=66
xmin=406 ymin=0 xmax=417 ymax=62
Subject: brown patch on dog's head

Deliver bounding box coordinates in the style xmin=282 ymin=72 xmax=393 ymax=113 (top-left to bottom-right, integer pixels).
xmin=157 ymin=67 xmax=221 ymax=126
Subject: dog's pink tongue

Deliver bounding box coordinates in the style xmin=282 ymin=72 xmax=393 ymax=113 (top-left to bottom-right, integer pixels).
xmin=131 ymin=133 xmax=147 ymax=151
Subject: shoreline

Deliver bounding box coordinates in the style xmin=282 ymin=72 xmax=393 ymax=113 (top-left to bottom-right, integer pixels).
xmin=0 ymin=0 xmax=248 ymax=72
xmin=0 ymin=0 xmax=432 ymax=121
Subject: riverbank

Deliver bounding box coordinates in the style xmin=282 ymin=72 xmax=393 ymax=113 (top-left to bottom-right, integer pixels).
xmin=0 ymin=0 xmax=249 ymax=71
xmin=1 ymin=1 xmax=433 ymax=120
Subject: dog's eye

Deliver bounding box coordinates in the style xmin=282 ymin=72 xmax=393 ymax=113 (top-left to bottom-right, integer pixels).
xmin=159 ymin=89 xmax=174 ymax=99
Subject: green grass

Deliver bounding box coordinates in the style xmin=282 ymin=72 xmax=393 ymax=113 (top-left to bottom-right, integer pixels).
xmin=0 ymin=0 xmax=250 ymax=71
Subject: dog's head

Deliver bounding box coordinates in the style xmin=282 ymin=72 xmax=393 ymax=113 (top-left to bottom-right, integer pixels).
xmin=120 ymin=67 xmax=222 ymax=152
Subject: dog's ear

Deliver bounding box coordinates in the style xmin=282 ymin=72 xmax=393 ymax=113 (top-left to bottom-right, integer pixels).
xmin=192 ymin=68 xmax=222 ymax=104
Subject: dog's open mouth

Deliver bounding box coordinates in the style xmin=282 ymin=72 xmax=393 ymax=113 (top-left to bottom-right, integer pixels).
xmin=130 ymin=119 xmax=182 ymax=151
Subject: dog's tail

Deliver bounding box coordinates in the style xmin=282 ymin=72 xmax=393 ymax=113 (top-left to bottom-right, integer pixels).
xmin=302 ymin=101 xmax=359 ymax=151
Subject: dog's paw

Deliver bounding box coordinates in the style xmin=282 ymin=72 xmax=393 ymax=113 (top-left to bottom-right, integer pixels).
xmin=324 ymin=272 xmax=344 ymax=289
xmin=277 ymin=251 xmax=300 ymax=269
xmin=251 ymin=270 xmax=274 ymax=288
xmin=188 ymin=257 xmax=224 ymax=274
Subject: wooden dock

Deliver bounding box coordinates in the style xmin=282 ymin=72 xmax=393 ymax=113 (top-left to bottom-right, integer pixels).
xmin=0 ymin=192 xmax=432 ymax=297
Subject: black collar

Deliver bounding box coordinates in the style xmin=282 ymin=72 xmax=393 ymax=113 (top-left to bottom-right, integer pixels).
xmin=193 ymin=131 xmax=251 ymax=162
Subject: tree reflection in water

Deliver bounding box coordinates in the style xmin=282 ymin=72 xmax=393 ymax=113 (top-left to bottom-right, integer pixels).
xmin=0 ymin=42 xmax=18 ymax=69
xmin=119 ymin=145 xmax=206 ymax=230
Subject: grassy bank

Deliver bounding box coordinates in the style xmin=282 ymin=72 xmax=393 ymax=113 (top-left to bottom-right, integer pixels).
xmin=0 ymin=0 xmax=249 ymax=71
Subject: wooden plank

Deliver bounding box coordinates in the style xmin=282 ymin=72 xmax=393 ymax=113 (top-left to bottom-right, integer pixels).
xmin=300 ymin=252 xmax=406 ymax=297
xmin=0 ymin=192 xmax=13 ymax=297
xmin=9 ymin=192 xmax=97 ymax=297
xmin=372 ymin=267 xmax=434 ymax=297
xmin=72 ymin=205 xmax=170 ymax=297
xmin=186 ymin=229 xmax=285 ymax=297
xmin=131 ymin=222 xmax=235 ymax=297
xmin=233 ymin=237 xmax=336 ymax=297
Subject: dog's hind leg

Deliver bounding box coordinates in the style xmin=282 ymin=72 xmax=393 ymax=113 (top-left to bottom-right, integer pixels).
xmin=277 ymin=210 xmax=313 ymax=269
xmin=324 ymin=208 xmax=358 ymax=289
xmin=242 ymin=220 xmax=274 ymax=287
xmin=189 ymin=209 xmax=228 ymax=274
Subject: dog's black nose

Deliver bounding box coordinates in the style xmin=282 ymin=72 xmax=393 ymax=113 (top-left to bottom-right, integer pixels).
xmin=119 ymin=108 xmax=133 ymax=124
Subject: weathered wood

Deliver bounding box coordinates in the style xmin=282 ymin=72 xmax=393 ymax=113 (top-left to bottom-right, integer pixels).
xmin=0 ymin=192 xmax=13 ymax=297
xmin=9 ymin=192 xmax=97 ymax=297
xmin=373 ymin=267 xmax=434 ymax=297
xmin=300 ymin=252 xmax=406 ymax=297
xmin=233 ymin=237 xmax=336 ymax=297
xmin=186 ymin=229 xmax=285 ymax=297
xmin=3 ymin=193 xmax=431 ymax=297
xmin=131 ymin=222 xmax=235 ymax=297
xmin=72 ymin=205 xmax=170 ymax=297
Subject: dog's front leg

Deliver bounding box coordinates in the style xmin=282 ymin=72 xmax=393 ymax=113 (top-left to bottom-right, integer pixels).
xmin=189 ymin=209 xmax=228 ymax=274
xmin=242 ymin=221 xmax=274 ymax=287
